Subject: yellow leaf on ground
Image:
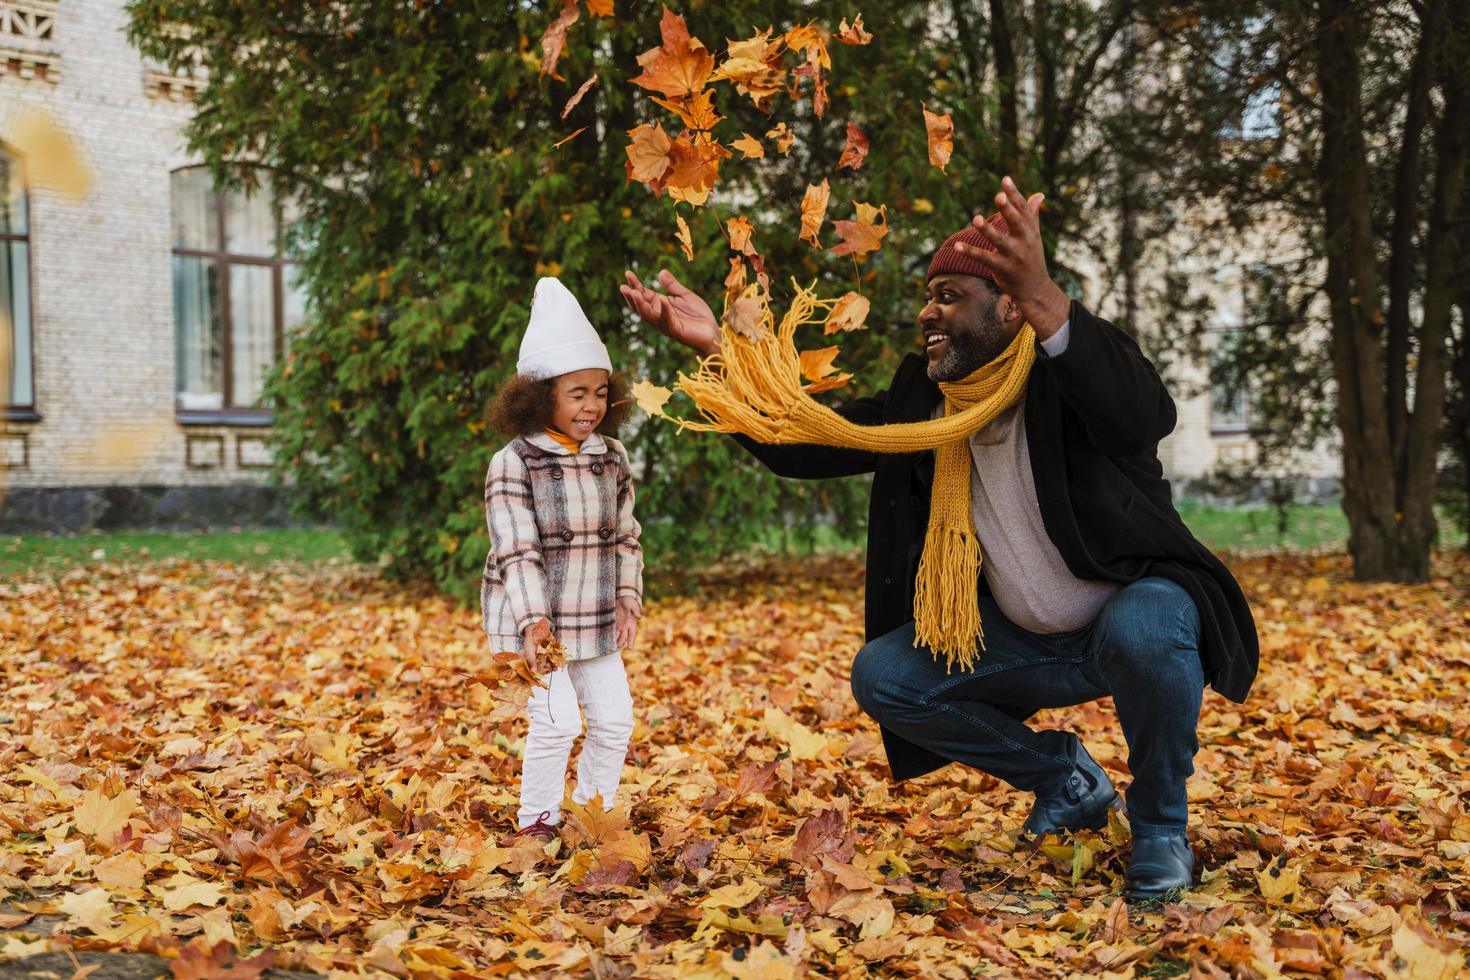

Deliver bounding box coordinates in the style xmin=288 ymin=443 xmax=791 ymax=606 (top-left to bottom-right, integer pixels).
xmin=763 ymin=706 xmax=828 ymax=760
xmin=73 ymin=788 xmax=137 ymax=844
xmin=700 ymin=878 xmax=763 ymax=909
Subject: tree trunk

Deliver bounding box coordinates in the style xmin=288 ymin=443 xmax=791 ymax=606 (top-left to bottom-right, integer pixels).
xmin=1315 ymin=0 xmax=1427 ymax=581
xmin=987 ymin=0 xmax=1021 ymax=175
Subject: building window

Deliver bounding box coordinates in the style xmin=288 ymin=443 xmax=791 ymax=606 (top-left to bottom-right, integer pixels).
xmin=1 ymin=145 xmax=35 ymax=417
xmin=1209 ymin=327 xmax=1250 ymax=434
xmin=170 ymin=167 xmax=305 ymax=423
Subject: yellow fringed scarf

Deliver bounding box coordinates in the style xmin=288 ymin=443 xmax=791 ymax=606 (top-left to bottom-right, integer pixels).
xmin=674 ymin=283 xmax=1036 ymax=671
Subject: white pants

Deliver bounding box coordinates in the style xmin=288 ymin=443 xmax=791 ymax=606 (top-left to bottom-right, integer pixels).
xmin=518 ymin=652 xmax=634 ymax=829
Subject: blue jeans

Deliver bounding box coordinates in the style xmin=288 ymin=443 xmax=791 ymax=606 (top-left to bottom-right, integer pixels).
xmin=850 ymin=577 xmax=1204 ymax=837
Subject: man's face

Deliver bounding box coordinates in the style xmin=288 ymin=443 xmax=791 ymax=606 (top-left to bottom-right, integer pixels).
xmin=920 ymin=274 xmax=1011 ymax=382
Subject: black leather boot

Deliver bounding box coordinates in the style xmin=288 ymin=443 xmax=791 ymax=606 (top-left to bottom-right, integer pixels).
xmin=1124 ymin=834 xmax=1193 ymax=903
xmin=1022 ymin=739 xmax=1121 ymax=836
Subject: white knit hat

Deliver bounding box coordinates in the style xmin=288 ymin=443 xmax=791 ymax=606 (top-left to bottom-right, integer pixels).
xmin=517 ymin=277 xmax=612 ymax=380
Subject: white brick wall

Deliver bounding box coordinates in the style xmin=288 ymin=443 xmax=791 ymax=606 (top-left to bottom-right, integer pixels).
xmin=1 ymin=0 xmax=267 ymax=490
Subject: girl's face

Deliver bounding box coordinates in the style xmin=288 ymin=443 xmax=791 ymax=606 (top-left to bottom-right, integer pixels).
xmin=549 ymin=368 xmax=610 ymax=442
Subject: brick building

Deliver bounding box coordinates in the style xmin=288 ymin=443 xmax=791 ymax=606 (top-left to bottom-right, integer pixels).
xmin=0 ymin=0 xmax=1336 ymax=533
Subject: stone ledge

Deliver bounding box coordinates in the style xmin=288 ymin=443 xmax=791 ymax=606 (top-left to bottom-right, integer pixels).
xmin=0 ymin=484 xmax=305 ymax=533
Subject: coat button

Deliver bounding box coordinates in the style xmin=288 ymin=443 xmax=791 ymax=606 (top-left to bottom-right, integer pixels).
xmin=598 ymin=527 xmax=613 ymax=539
xmin=549 ymin=466 xmax=563 ymax=480
xmin=590 ymin=462 xmax=604 ymax=475
xmin=884 ymin=577 xmax=892 ymax=585
xmin=560 ymin=529 xmax=574 ymax=542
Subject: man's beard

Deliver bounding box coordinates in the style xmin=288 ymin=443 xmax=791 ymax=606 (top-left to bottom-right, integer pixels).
xmin=928 ymin=305 xmax=1009 ymax=382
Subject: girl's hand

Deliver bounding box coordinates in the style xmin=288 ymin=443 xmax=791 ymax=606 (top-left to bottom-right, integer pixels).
xmin=615 ymin=596 xmax=642 ymax=652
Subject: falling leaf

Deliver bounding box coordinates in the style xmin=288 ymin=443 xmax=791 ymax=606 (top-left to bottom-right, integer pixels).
xmin=727 ymin=215 xmax=756 ymax=256
xmin=730 ymin=132 xmax=765 ymax=159
xmin=552 ymin=126 xmax=588 ymax=149
xmin=631 ymin=380 xmax=673 ymax=417
xmin=922 ymin=103 xmax=954 ymax=173
xmin=722 ymin=284 xmax=768 ymax=342
xmin=629 ymin=7 xmax=714 ymax=100
xmin=652 ymin=88 xmax=722 ymax=131
xmin=10 ymin=109 xmax=92 ymax=199
xmin=766 ymin=121 xmax=796 ymax=155
xmin=664 ymin=134 xmax=729 ymax=201
xmin=837 ymin=122 xmax=870 ymax=171
xmin=625 ymin=122 xmax=673 ymax=186
xmin=710 ymin=30 xmax=787 ymax=110
xmin=538 ymin=0 xmax=580 ymax=80
xmin=560 ymin=74 xmax=600 ymax=119
xmin=837 ymin=15 xmax=873 ymax=45
xmin=825 ymin=291 xmax=870 ymax=334
xmin=675 ymin=214 xmax=694 ymax=261
xmin=799 ymin=179 xmax=831 ymax=249
xmin=723 ymin=257 xmax=748 ymax=308
xmin=587 ymin=0 xmax=614 ymax=16
xmin=829 ymin=202 xmax=888 ymax=258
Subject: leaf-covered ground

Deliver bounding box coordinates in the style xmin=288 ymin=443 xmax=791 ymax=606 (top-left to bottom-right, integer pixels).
xmin=1 ymin=553 xmax=1468 ymax=978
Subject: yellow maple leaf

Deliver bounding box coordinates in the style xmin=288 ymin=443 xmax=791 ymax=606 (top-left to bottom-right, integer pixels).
xmin=57 ymin=888 xmax=116 ymax=934
xmin=630 ymin=379 xmax=673 ymax=417
xmin=763 ymin=706 xmax=829 ymax=760
xmin=1255 ymin=854 xmax=1302 ymax=906
xmin=700 ymin=878 xmax=763 ymax=909
xmin=730 ymin=132 xmax=765 ymax=159
xmin=73 ymin=787 xmax=138 ymax=844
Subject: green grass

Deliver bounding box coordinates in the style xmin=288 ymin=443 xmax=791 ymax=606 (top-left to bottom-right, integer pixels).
xmin=0 ymin=527 xmax=350 ymax=579
xmin=1 ymin=506 xmax=1464 ymax=579
xmin=1177 ymin=504 xmax=1468 ymax=554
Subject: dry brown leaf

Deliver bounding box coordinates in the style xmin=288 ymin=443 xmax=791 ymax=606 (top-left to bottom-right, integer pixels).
xmin=837 ymin=15 xmax=873 ymax=45
xmin=561 ymin=74 xmax=600 ymax=119
xmin=829 ymin=202 xmax=888 ymax=258
xmin=629 ymin=7 xmax=713 ymax=100
xmin=825 ymin=291 xmax=871 ymax=334
xmin=538 ymin=0 xmax=581 ymax=80
xmin=837 ymin=122 xmax=870 ymax=171
xmin=923 ymin=103 xmax=955 ymax=173
xmin=799 ymin=179 xmax=831 ymax=248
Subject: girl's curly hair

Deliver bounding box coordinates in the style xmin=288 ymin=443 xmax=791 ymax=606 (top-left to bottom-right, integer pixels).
xmin=486 ymin=372 xmax=632 ymax=439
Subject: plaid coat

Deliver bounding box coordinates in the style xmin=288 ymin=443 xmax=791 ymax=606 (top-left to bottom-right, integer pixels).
xmin=481 ymin=432 xmax=643 ymax=661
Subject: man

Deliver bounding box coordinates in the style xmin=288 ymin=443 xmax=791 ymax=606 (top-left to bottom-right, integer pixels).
xmin=620 ymin=178 xmax=1258 ymax=902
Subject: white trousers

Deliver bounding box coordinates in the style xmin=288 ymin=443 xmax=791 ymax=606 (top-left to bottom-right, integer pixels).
xmin=517 ymin=652 xmax=634 ymax=829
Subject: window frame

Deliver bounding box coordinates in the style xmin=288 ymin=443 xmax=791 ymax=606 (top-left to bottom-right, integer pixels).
xmin=1 ymin=144 xmax=39 ymax=422
xmin=170 ymin=168 xmax=292 ymax=426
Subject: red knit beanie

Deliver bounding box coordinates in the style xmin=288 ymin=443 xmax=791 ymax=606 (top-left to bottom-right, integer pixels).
xmin=927 ymin=214 xmax=1008 ymax=282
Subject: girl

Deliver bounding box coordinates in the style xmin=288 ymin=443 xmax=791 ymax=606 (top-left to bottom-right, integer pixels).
xmin=482 ymin=276 xmax=643 ymax=838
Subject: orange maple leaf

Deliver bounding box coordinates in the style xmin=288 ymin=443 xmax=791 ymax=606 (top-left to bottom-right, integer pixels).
xmin=837 ymin=122 xmax=870 ymax=171
xmin=652 ymin=89 xmax=722 ymax=131
xmin=726 ymin=215 xmax=757 ymax=256
xmin=665 ymin=133 xmax=728 ymax=199
xmin=629 ymin=7 xmax=714 ymax=100
xmin=923 ymin=103 xmax=955 ymax=173
xmin=730 ymin=132 xmax=764 ymax=159
xmin=800 ymin=346 xmax=852 ymax=394
xmin=829 ymin=202 xmax=888 ymax=258
xmin=587 ymin=0 xmax=615 ymax=16
xmin=837 ymin=14 xmax=873 ymax=45
xmin=710 ymin=30 xmax=787 ymax=110
xmin=825 ymin=291 xmax=871 ymax=334
xmin=625 ymin=122 xmax=672 ymax=187
xmin=799 ymin=179 xmax=831 ymax=248
xmin=538 ymin=0 xmax=580 ymax=81
xmin=723 ymin=257 xmax=748 ymax=307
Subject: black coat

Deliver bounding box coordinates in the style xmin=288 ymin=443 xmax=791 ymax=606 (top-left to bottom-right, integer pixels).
xmin=738 ymin=301 xmax=1259 ymax=780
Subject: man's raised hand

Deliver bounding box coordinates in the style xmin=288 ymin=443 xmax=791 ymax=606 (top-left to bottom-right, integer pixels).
xmin=953 ymin=176 xmax=1071 ymax=339
xmin=620 ymin=269 xmax=721 ymax=357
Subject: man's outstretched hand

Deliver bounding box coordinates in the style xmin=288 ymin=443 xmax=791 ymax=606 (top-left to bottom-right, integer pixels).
xmin=953 ymin=176 xmax=1071 ymax=339
xmin=621 ymin=269 xmax=721 ymax=358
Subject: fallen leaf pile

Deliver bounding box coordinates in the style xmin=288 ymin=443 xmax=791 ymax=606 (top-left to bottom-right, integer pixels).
xmin=1 ymin=551 xmax=1468 ymax=976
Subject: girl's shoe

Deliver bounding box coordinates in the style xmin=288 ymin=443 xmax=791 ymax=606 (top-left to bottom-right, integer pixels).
xmin=503 ymin=810 xmax=558 ymax=845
